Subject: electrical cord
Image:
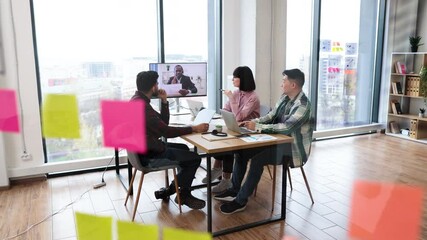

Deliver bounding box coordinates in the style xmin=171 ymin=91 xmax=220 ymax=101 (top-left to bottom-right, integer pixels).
xmin=93 ymin=149 xmax=123 ymax=189
xmin=1 ymin=188 xmax=91 ymax=240
xmin=2 ymin=150 xmax=122 ymax=239
xmin=9 ymin=0 xmax=27 ymax=153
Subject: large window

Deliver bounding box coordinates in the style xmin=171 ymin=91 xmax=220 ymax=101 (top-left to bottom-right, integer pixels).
xmin=287 ymin=0 xmax=382 ymax=132
xmin=33 ymin=0 xmax=208 ymax=163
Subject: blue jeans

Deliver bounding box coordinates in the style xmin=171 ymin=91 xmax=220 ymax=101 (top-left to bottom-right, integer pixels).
xmin=231 ymin=144 xmax=291 ymax=205
xmin=149 ymin=142 xmax=201 ymax=190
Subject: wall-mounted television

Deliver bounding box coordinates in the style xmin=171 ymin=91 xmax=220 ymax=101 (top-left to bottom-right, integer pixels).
xmin=149 ymin=62 xmax=207 ymax=98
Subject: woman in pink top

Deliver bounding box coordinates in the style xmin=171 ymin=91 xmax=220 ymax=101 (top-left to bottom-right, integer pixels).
xmin=202 ymin=66 xmax=260 ymax=193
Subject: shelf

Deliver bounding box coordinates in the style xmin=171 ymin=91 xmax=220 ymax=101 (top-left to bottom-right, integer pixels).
xmin=387 ymin=52 xmax=427 ymax=145
xmin=388 ymin=113 xmax=427 ymax=121
xmin=391 ymin=73 xmax=420 ymax=77
xmin=385 ymin=132 xmax=427 ymax=144
xmin=389 ymin=94 xmax=425 ymax=99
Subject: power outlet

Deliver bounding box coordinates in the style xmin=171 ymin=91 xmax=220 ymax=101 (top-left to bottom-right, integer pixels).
xmin=21 ymin=153 xmax=32 ymax=161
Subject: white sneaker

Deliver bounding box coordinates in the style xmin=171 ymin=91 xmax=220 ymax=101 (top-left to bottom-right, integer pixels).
xmin=202 ymin=168 xmax=222 ymax=183
xmin=212 ymin=179 xmax=232 ymax=193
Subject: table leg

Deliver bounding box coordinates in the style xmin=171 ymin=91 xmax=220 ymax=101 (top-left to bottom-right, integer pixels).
xmin=206 ymin=155 xmax=212 ymax=233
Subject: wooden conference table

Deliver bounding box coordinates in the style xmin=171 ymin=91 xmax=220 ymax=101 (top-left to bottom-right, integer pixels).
xmin=180 ymin=129 xmax=293 ymax=237
xmin=114 ymin=115 xmax=293 ymax=236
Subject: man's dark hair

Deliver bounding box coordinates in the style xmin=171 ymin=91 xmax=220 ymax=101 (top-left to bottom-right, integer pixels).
xmin=233 ymin=66 xmax=256 ymax=91
xmin=136 ymin=71 xmax=159 ymax=93
xmin=282 ymin=68 xmax=305 ymax=87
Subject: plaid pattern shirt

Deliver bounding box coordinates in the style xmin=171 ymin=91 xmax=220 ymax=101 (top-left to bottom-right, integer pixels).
xmin=253 ymin=91 xmax=313 ymax=167
xmin=131 ymin=91 xmax=193 ymax=155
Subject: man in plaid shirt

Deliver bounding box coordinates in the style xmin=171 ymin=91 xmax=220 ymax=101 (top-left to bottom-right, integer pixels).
xmin=131 ymin=71 xmax=209 ymax=210
xmin=214 ymin=68 xmax=313 ymax=214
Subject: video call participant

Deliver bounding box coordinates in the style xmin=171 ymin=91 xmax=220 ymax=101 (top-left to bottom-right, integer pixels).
xmin=131 ymin=71 xmax=209 ymax=210
xmin=167 ymin=65 xmax=198 ymax=96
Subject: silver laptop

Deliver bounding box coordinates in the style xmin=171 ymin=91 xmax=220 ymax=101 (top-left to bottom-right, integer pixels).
xmin=220 ymin=109 xmax=257 ymax=134
xmin=186 ymin=99 xmax=204 ymax=117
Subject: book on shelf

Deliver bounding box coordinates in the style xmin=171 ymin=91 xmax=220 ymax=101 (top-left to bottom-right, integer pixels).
xmin=390 ymin=100 xmax=402 ymax=114
xmin=391 ymin=82 xmax=398 ymax=94
xmin=400 ymin=62 xmax=407 ymax=74
xmin=394 ymin=61 xmax=407 ymax=74
xmin=395 ymin=82 xmax=403 ymax=94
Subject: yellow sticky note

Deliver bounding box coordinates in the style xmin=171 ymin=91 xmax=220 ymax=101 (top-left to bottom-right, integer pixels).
xmin=75 ymin=212 xmax=112 ymax=240
xmin=163 ymin=227 xmax=212 ymax=240
xmin=42 ymin=94 xmax=80 ymax=138
xmin=117 ymin=220 xmax=158 ymax=240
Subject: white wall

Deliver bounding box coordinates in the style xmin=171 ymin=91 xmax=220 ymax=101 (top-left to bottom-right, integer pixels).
xmin=222 ymin=0 xmax=286 ymax=107
xmin=378 ymin=0 xmax=419 ymax=123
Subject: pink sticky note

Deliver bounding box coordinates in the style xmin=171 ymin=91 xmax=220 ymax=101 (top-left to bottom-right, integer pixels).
xmin=349 ymin=180 xmax=424 ymax=240
xmin=101 ymin=100 xmax=146 ymax=153
xmin=0 ymin=89 xmax=20 ymax=133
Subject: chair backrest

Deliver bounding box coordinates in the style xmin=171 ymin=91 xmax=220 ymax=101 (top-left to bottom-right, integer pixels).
xmin=126 ymin=151 xmax=180 ymax=173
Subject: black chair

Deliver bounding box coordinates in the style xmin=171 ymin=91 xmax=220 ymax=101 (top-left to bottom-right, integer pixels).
xmin=124 ymin=151 xmax=182 ymax=221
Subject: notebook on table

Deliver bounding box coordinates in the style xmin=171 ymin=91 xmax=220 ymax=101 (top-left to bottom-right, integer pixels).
xmin=220 ymin=109 xmax=258 ymax=134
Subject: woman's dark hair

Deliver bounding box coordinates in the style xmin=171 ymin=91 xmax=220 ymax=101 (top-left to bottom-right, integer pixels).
xmin=233 ymin=66 xmax=256 ymax=91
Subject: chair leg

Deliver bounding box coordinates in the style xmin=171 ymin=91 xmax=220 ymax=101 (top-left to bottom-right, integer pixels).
xmin=125 ymin=168 xmax=137 ymax=206
xmin=266 ymin=165 xmax=273 ymax=180
xmin=300 ymin=166 xmax=314 ymax=204
xmin=164 ymin=169 xmax=169 ymax=188
xmin=172 ymin=168 xmax=182 ymax=213
xmin=131 ymin=172 xmax=145 ymax=221
xmin=271 ymin=165 xmax=276 ymax=212
xmin=287 ymin=166 xmax=293 ymax=191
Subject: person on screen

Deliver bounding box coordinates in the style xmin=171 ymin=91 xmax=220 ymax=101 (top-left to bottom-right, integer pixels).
xmin=214 ymin=68 xmax=313 ymax=214
xmin=167 ymin=65 xmax=198 ymax=96
xmin=202 ymin=66 xmax=260 ymax=194
xmin=131 ymin=70 xmax=209 ymax=210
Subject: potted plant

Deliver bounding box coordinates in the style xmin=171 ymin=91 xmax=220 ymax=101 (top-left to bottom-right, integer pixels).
xmin=419 ymin=108 xmax=425 ymax=118
xmin=409 ymin=36 xmax=423 ymax=52
xmin=420 ymin=66 xmax=427 ymax=108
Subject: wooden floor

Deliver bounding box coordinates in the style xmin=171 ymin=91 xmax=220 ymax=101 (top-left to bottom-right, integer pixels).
xmin=0 ymin=133 xmax=426 ymax=240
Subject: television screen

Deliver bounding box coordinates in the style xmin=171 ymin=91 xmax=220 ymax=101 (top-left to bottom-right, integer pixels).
xmin=149 ymin=62 xmax=207 ymax=98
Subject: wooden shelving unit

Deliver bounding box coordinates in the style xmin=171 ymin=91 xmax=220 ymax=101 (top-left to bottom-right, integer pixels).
xmin=386 ymin=52 xmax=427 ymax=144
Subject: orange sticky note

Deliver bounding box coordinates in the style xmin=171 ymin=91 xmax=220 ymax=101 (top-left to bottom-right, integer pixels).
xmin=0 ymin=89 xmax=20 ymax=133
xmin=349 ymin=180 xmax=424 ymax=240
xmin=101 ymin=100 xmax=146 ymax=153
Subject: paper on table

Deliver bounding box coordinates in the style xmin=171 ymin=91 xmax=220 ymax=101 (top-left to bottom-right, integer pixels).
xmin=240 ymin=134 xmax=277 ymax=143
xmin=193 ymin=109 xmax=215 ymax=125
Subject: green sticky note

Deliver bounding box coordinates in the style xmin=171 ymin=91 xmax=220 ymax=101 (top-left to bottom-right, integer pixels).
xmin=163 ymin=227 xmax=212 ymax=240
xmin=75 ymin=212 xmax=112 ymax=240
xmin=117 ymin=220 xmax=158 ymax=240
xmin=42 ymin=94 xmax=80 ymax=138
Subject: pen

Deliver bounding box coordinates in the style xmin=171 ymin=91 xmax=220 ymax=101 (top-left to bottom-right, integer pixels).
xmin=219 ymin=89 xmax=225 ymax=92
